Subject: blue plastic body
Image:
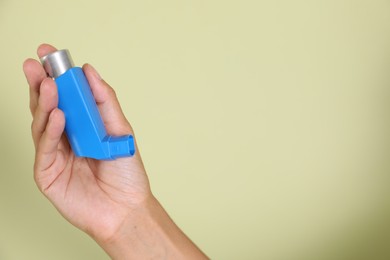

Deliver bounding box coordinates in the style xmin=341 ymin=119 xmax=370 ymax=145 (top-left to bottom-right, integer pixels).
xmin=55 ymin=67 xmax=135 ymax=160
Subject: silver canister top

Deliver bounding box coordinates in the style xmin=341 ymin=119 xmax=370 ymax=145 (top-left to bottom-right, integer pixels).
xmin=41 ymin=49 xmax=74 ymax=78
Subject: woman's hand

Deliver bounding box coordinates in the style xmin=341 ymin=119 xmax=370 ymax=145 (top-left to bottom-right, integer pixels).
xmin=23 ymin=44 xmax=207 ymax=259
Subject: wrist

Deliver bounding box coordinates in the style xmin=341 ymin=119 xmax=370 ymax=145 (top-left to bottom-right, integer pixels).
xmin=98 ymin=195 xmax=167 ymax=259
xmin=96 ymin=194 xmax=207 ymax=259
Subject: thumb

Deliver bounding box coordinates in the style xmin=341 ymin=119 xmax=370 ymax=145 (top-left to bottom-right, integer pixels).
xmin=82 ymin=64 xmax=133 ymax=136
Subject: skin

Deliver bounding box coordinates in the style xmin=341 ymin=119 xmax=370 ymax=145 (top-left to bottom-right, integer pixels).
xmin=23 ymin=44 xmax=208 ymax=259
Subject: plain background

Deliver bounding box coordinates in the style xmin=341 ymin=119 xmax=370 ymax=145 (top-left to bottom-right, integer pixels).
xmin=0 ymin=0 xmax=390 ymax=259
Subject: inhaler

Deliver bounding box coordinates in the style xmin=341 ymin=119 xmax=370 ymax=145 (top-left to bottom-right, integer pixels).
xmin=41 ymin=50 xmax=135 ymax=160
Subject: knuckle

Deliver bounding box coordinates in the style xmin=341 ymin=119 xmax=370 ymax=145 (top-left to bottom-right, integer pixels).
xmin=108 ymin=87 xmax=116 ymax=97
xmin=30 ymin=118 xmax=41 ymax=136
xmin=29 ymin=102 xmax=35 ymax=114
xmin=105 ymin=84 xmax=117 ymax=97
xmin=30 ymin=120 xmax=36 ymax=133
xmin=124 ymin=122 xmax=134 ymax=136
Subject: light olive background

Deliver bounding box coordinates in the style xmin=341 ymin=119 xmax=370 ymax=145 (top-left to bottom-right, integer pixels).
xmin=0 ymin=0 xmax=389 ymax=259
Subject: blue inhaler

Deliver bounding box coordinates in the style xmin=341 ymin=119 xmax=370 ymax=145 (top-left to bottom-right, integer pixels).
xmin=41 ymin=50 xmax=135 ymax=160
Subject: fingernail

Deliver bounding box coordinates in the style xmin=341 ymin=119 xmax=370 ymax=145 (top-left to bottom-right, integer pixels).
xmin=88 ymin=64 xmax=102 ymax=80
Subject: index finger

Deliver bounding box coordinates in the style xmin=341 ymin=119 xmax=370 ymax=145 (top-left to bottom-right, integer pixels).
xmin=23 ymin=44 xmax=58 ymax=116
xmin=37 ymin=43 xmax=57 ymax=59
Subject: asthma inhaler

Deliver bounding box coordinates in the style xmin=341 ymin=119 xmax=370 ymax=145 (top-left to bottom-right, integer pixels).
xmin=41 ymin=50 xmax=135 ymax=160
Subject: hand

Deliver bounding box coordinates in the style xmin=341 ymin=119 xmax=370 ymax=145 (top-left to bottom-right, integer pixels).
xmin=23 ymin=43 xmax=151 ymax=239
xmin=23 ymin=44 xmax=207 ymax=259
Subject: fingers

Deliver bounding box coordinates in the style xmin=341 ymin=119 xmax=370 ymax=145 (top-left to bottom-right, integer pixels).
xmin=35 ymin=108 xmax=65 ymax=172
xmin=24 ymin=44 xmax=67 ymax=175
xmin=83 ymin=64 xmax=134 ymax=136
xmin=31 ymin=78 xmax=59 ymax=148
xmin=37 ymin=43 xmax=57 ymax=59
xmin=23 ymin=59 xmax=47 ymax=115
xmin=23 ymin=43 xmax=58 ymax=115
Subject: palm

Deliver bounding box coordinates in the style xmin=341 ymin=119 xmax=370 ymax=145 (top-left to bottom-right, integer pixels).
xmin=40 ymin=134 xmax=149 ymax=237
